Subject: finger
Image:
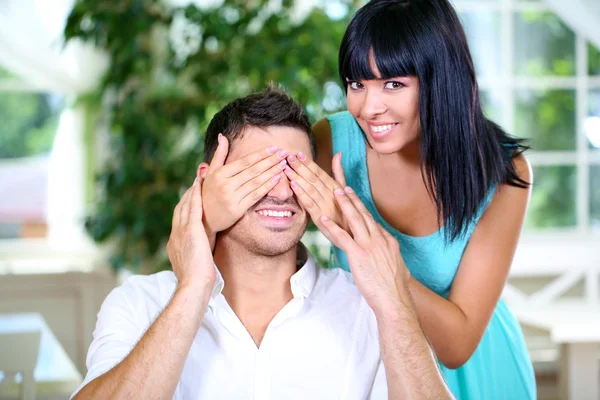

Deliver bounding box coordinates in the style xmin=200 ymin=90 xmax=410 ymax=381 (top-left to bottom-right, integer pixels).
xmin=238 ymin=173 xmax=284 ymax=210
xmin=289 ymin=179 xmax=319 ymax=216
xmin=283 ymin=165 xmax=327 ymax=206
xmin=318 ymin=215 xmax=358 ymax=254
xmin=187 ymin=176 xmax=204 ymax=225
xmin=333 ymin=188 xmax=369 ymax=242
xmin=332 ymin=152 xmax=347 ymax=187
xmin=207 ymin=134 xmax=230 ymax=175
xmin=287 ymin=154 xmax=329 ymax=194
xmin=296 ymin=151 xmax=341 ymax=191
xmin=230 ymin=154 xmax=288 ymax=191
xmin=178 ymin=184 xmax=194 ymax=226
xmin=342 ymin=186 xmax=379 ymax=236
xmin=236 ymin=160 xmax=287 ymax=199
xmin=172 ymin=202 xmax=181 ymax=232
xmin=218 ymin=146 xmax=287 ymax=179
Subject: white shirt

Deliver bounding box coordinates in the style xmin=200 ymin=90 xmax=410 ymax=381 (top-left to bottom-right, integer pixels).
xmin=72 ymin=250 xmax=388 ymax=400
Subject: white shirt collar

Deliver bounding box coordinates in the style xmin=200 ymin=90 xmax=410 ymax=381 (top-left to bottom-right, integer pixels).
xmin=208 ymin=243 xmax=318 ymax=307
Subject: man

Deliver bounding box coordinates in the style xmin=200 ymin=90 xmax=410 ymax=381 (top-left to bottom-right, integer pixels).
xmin=72 ymin=86 xmax=453 ymax=399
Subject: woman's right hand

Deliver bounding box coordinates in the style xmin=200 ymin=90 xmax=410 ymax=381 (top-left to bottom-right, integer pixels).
xmin=283 ymin=151 xmax=348 ymax=232
xmin=201 ymin=134 xmax=290 ymax=242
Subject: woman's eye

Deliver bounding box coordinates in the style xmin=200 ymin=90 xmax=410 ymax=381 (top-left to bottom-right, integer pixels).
xmin=349 ymin=81 xmax=364 ymax=90
xmin=384 ymin=81 xmax=404 ymax=89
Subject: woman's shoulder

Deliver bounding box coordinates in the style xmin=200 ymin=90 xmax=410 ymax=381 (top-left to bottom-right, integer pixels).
xmin=479 ymin=153 xmax=532 ymax=227
xmin=511 ymin=153 xmax=532 ymax=183
xmin=324 ymin=110 xmax=354 ymax=124
xmin=316 ymin=111 xmax=356 ymax=174
xmin=312 ymin=117 xmax=333 ymax=174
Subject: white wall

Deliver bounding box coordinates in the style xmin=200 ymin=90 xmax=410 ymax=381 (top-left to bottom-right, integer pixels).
xmin=0 ymin=269 xmax=116 ymax=373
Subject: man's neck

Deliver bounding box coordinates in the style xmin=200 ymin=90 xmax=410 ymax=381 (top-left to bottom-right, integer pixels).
xmin=213 ymin=239 xmax=300 ymax=347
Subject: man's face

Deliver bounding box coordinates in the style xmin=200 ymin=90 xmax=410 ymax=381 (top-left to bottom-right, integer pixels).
xmin=222 ymin=125 xmax=312 ymax=257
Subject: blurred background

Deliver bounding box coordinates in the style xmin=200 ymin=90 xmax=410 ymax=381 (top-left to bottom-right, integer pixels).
xmin=0 ymin=0 xmax=599 ymax=399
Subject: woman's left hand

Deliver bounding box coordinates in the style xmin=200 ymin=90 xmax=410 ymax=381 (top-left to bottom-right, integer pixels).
xmin=319 ymin=186 xmax=411 ymax=315
xmin=284 ymin=151 xmax=348 ymax=231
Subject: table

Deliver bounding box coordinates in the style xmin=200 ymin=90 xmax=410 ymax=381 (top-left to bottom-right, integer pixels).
xmin=0 ymin=313 xmax=82 ymax=399
xmin=515 ymin=300 xmax=600 ymax=400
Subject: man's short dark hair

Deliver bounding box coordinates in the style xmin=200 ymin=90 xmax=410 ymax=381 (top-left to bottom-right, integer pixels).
xmin=203 ymin=85 xmax=317 ymax=163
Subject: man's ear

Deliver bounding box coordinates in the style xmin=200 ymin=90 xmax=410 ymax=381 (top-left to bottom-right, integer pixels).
xmin=198 ymin=162 xmax=209 ymax=178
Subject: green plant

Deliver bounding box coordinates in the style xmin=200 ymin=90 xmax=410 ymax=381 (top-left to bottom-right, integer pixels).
xmin=65 ymin=0 xmax=351 ymax=273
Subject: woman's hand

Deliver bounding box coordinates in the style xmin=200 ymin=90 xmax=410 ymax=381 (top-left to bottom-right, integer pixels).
xmin=319 ymin=186 xmax=411 ymax=315
xmin=201 ymin=134 xmax=289 ymax=237
xmin=284 ymin=151 xmax=347 ymax=231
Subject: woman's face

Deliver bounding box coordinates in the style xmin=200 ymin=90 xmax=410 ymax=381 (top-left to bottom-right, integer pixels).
xmin=345 ymin=54 xmax=421 ymax=155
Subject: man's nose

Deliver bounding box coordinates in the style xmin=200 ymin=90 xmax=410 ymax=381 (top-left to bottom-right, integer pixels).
xmin=266 ymin=172 xmax=293 ymax=201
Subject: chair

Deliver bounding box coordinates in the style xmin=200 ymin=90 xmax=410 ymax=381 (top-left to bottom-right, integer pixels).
xmin=0 ymin=327 xmax=41 ymax=400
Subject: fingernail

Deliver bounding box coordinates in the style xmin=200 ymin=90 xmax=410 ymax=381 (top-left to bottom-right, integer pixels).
xmin=297 ymin=152 xmax=306 ymax=161
xmin=291 ymin=181 xmax=299 ymax=189
xmin=344 ymin=186 xmax=354 ymax=194
xmin=267 ymin=145 xmax=278 ymax=154
xmin=218 ymin=133 xmax=223 ymax=142
xmin=278 ymin=160 xmax=287 ymax=169
xmin=193 ymin=177 xmax=198 ymax=185
xmin=272 ymin=174 xmax=281 ymax=183
xmin=284 ymin=166 xmax=292 ymax=173
xmin=288 ymin=154 xmax=297 ymax=163
xmin=338 ymin=151 xmax=342 ymax=161
xmin=334 ymin=188 xmax=345 ymax=195
xmin=277 ymin=149 xmax=288 ymax=159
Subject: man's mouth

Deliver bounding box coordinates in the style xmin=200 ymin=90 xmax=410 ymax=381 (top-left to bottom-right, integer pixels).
xmin=256 ymin=210 xmax=294 ymax=218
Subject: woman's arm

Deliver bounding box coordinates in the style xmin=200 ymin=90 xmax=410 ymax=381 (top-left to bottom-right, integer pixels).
xmin=319 ymin=187 xmax=454 ymax=399
xmin=408 ymin=155 xmax=532 ymax=368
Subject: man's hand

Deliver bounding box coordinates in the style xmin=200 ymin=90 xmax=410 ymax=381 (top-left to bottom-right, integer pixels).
xmin=167 ymin=175 xmax=216 ymax=293
xmin=201 ymin=134 xmax=289 ymax=239
xmin=73 ymin=176 xmax=217 ymax=400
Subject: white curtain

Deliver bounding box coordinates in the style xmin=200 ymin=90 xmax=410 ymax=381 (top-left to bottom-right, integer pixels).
xmin=0 ymin=0 xmax=109 ymax=250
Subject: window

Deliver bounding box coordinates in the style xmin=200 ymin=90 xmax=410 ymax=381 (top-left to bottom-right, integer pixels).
xmin=455 ymin=0 xmax=600 ymax=232
xmin=0 ymin=66 xmax=64 ymax=240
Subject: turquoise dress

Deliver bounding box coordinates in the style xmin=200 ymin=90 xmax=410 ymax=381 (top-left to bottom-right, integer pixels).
xmin=326 ymin=111 xmax=536 ymax=400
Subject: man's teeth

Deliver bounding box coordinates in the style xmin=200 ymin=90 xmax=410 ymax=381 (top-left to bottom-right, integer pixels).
xmin=371 ymin=124 xmax=395 ymax=133
xmin=257 ymin=210 xmax=293 ymax=218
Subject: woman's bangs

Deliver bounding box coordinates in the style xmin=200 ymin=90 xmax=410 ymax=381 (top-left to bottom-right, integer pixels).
xmin=340 ymin=12 xmax=416 ymax=82
xmin=370 ymin=19 xmax=416 ymax=79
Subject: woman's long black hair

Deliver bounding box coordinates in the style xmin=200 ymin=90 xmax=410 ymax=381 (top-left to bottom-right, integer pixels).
xmin=339 ymin=0 xmax=530 ymax=242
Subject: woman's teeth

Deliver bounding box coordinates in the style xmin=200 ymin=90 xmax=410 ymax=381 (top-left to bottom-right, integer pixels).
xmin=371 ymin=124 xmax=396 ymax=133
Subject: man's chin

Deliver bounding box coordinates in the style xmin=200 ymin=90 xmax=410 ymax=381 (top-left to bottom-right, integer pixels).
xmin=250 ymin=240 xmax=299 ymax=257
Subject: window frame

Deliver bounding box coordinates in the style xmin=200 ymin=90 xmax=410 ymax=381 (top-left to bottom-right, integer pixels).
xmin=455 ymin=0 xmax=600 ymax=234
xmin=0 ymin=70 xmax=89 ymax=268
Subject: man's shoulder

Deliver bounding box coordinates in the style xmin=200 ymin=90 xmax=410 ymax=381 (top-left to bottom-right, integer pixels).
xmin=316 ymin=265 xmax=355 ymax=284
xmin=311 ymin=266 xmax=379 ymax=337
xmin=120 ymin=269 xmax=177 ymax=290
xmin=105 ymin=270 xmax=178 ymax=315
xmin=313 ymin=266 xmax=363 ymax=301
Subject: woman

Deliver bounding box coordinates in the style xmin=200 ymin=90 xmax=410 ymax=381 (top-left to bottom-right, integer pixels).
xmin=294 ymin=0 xmax=535 ymax=398
xmin=200 ymin=1 xmax=536 ymax=398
